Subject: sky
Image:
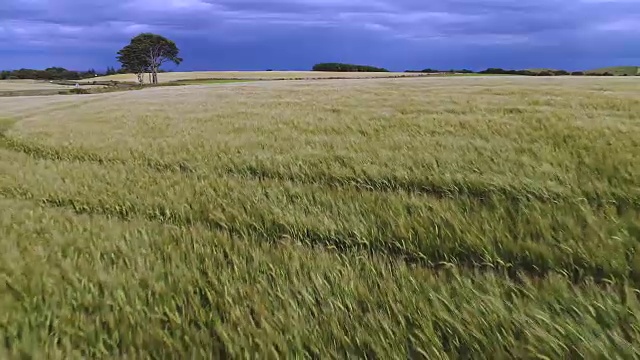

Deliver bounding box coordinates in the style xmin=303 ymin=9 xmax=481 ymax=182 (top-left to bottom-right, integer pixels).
xmin=0 ymin=0 xmax=638 ymax=71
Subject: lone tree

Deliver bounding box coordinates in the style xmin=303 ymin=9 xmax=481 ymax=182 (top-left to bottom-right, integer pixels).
xmin=116 ymin=33 xmax=182 ymax=85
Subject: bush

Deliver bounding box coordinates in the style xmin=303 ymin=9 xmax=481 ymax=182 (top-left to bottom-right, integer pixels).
xmin=407 ymin=69 xmax=476 ymax=74
xmin=571 ymin=71 xmax=584 ymax=76
xmin=537 ymin=71 xmax=554 ymax=76
xmin=69 ymin=88 xmax=90 ymax=95
xmin=312 ymin=63 xmax=389 ymax=72
xmin=479 ymin=68 xmax=507 ymax=74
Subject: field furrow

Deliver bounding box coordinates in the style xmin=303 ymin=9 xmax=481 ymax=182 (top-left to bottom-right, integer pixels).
xmin=1 ymin=151 xmax=638 ymax=283
xmin=2 ymin=135 xmax=639 ymax=210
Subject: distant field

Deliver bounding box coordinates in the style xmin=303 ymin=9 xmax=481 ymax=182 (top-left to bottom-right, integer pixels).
xmin=0 ymin=79 xmax=100 ymax=97
xmin=587 ymin=66 xmax=640 ymax=76
xmin=90 ymin=70 xmax=427 ymax=83
xmin=89 ymin=69 xmax=640 ymax=85
xmin=1 ymin=76 xmax=640 ymax=357
xmin=165 ymin=78 xmax=256 ymax=86
xmin=0 ymin=79 xmax=77 ymax=91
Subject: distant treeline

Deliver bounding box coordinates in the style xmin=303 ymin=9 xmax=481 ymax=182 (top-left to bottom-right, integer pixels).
xmin=313 ymin=63 xmax=389 ymax=72
xmin=0 ymin=66 xmax=170 ymax=81
xmin=0 ymin=67 xmax=106 ymax=81
xmin=311 ymin=64 xmax=622 ymax=76
xmin=2 ymin=64 xmax=627 ymax=81
xmin=478 ymin=68 xmax=589 ymax=76
xmin=405 ymin=68 xmax=617 ymax=76
xmin=406 ymin=68 xmax=475 ymax=74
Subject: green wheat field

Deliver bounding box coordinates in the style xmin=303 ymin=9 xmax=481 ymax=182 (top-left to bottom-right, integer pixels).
xmin=1 ymin=76 xmax=639 ymax=358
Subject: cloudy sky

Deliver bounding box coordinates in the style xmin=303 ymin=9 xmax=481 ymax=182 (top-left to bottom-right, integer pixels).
xmin=1 ymin=0 xmax=638 ymax=71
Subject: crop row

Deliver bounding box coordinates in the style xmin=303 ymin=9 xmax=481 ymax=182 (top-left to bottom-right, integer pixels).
xmin=1 ymin=150 xmax=638 ymax=283
xmin=1 ymin=136 xmax=638 ymax=210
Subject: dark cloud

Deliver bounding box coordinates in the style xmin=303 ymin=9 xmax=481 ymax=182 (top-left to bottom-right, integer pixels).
xmin=1 ymin=0 xmax=638 ymax=70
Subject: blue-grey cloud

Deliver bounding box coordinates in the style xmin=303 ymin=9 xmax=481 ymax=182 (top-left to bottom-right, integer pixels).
xmin=1 ymin=0 xmax=638 ymax=70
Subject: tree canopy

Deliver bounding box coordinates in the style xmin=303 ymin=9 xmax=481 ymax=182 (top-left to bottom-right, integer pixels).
xmin=116 ymin=33 xmax=182 ymax=84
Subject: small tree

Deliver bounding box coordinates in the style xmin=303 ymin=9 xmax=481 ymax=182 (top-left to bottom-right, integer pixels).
xmin=116 ymin=33 xmax=182 ymax=85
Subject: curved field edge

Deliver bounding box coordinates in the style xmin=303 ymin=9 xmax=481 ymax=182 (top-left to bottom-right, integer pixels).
xmin=1 ymin=198 xmax=640 ymax=358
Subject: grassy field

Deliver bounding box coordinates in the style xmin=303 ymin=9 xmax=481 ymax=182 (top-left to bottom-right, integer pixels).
xmin=161 ymin=79 xmax=256 ymax=86
xmin=1 ymin=76 xmax=640 ymax=358
xmin=90 ymin=70 xmax=427 ymax=83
